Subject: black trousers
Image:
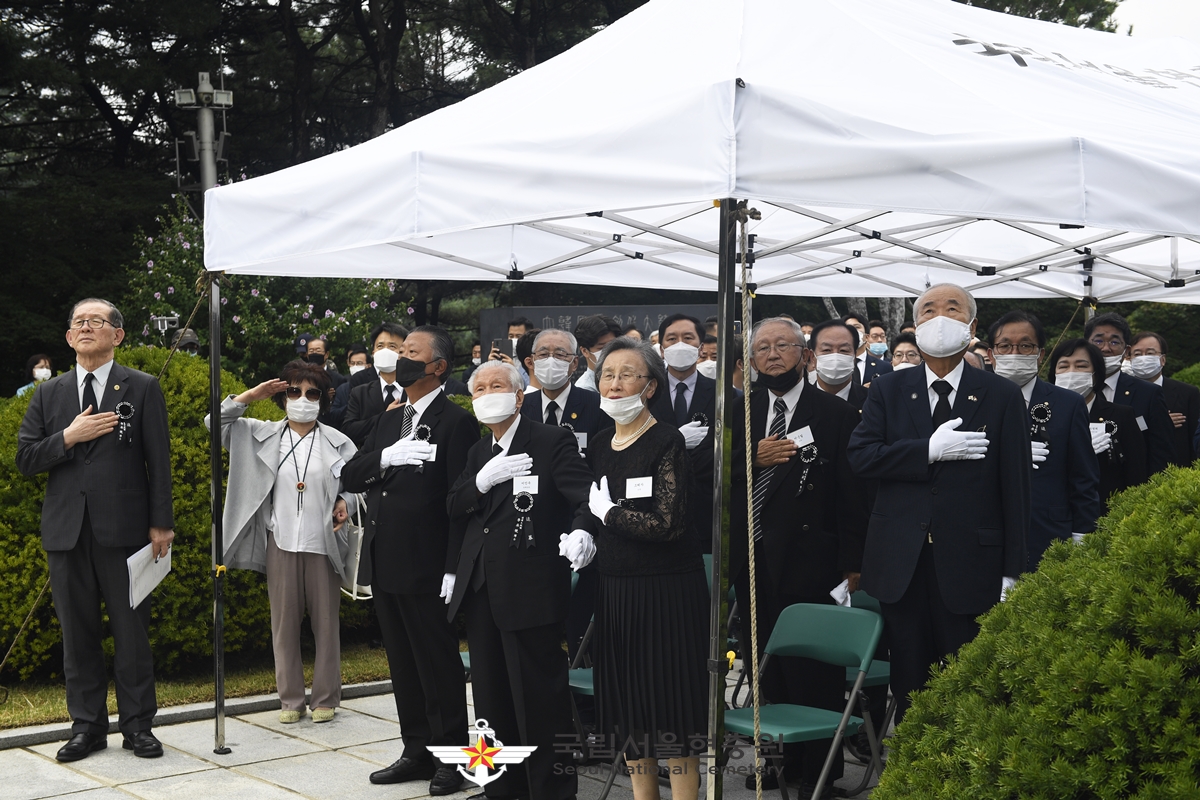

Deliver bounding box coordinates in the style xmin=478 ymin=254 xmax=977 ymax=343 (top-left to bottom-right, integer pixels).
xmin=374 ymin=588 xmax=469 ymax=759
xmin=880 ymin=543 xmax=981 ymax=724
xmin=736 ymin=564 xmax=844 ymax=784
xmin=47 ymin=508 xmax=156 ymax=737
xmin=464 ymin=584 xmax=577 ymax=800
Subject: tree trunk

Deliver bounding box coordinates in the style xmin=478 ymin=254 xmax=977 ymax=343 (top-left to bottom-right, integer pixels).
xmin=847 ymin=297 xmax=869 ymax=323
xmin=821 ymin=298 xmax=841 ymax=320
xmin=880 ymin=297 xmax=907 ymax=340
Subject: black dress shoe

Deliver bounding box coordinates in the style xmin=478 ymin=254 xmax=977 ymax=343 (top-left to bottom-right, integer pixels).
xmin=370 ymin=757 xmax=435 ymax=785
xmin=122 ymin=730 xmax=164 ymax=758
xmin=429 ymin=764 xmax=466 ymax=796
xmin=56 ymin=732 xmax=107 ymax=762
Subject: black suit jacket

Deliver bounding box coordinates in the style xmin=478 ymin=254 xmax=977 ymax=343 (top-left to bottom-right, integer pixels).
xmin=730 ymin=384 xmax=867 ymax=597
xmin=1089 ymin=394 xmax=1147 ymax=515
xmin=342 ymin=380 xmax=399 ymax=447
xmin=519 ymin=386 xmax=613 ymax=451
xmin=445 ymin=419 xmax=593 ymax=630
xmin=648 ymin=372 xmax=717 ymax=550
xmin=341 ymin=391 xmax=481 ymax=594
xmin=848 ymin=363 xmax=1030 ymax=615
xmin=17 ymin=364 xmax=174 ymax=550
xmin=1112 ymin=372 xmax=1173 ymax=475
xmin=857 ymin=354 xmax=892 ymax=386
xmin=1160 ymin=377 xmax=1200 ymax=466
xmin=1026 ymin=379 xmax=1100 ymax=568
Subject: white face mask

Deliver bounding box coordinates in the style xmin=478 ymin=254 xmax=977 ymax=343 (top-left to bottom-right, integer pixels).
xmin=600 ymin=386 xmax=648 ymax=425
xmin=372 ymin=348 xmax=399 ymax=373
xmin=662 ymin=342 xmax=700 ymax=371
xmin=696 ymin=359 xmax=718 ymax=379
xmin=473 ymin=392 xmax=518 ymax=424
xmin=348 ymin=364 xmax=367 ymax=376
xmin=1055 ymin=371 xmax=1095 ymax=397
xmin=471 ymin=357 xmax=482 ymax=366
xmin=286 ymin=397 xmax=320 ymax=423
xmin=992 ymin=354 xmax=1040 ymax=386
xmin=1103 ymin=354 xmax=1124 ymax=377
xmin=915 ymin=315 xmax=973 ymax=359
xmin=534 ymin=357 xmax=572 ymax=390
xmin=816 ymin=353 xmax=856 ymax=385
xmin=893 ymin=361 xmax=917 ymax=371
xmin=1130 ymin=355 xmax=1161 ymax=380
xmin=33 ymin=367 xmax=51 ymax=382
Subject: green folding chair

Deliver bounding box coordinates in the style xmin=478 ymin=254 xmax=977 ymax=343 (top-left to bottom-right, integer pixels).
xmin=725 ymin=603 xmax=884 ymax=800
xmin=462 ymin=569 xmax=580 ymax=681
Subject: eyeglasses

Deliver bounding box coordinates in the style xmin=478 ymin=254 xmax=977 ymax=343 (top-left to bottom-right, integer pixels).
xmin=69 ymin=317 xmax=115 ymax=330
xmin=992 ymin=343 xmax=1040 ymax=356
xmin=285 ymin=386 xmax=323 ymax=402
xmin=893 ymin=351 xmax=922 ymax=363
xmin=532 ymin=349 xmax=575 ymax=362
xmin=1089 ymin=336 xmax=1125 ymax=350
xmin=752 ymin=342 xmax=804 ymax=358
xmin=598 ymin=371 xmax=650 ymax=385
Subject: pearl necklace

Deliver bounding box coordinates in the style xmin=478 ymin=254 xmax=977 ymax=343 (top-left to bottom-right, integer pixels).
xmin=612 ymin=414 xmax=654 ymax=448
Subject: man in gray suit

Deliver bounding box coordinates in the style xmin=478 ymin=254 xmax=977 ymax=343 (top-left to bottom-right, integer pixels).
xmin=17 ymin=298 xmax=174 ymax=762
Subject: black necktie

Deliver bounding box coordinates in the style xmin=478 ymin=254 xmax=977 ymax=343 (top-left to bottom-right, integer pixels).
xmin=492 ymin=443 xmax=503 ymax=457
xmin=932 ymin=380 xmax=953 ymax=428
xmin=545 ymin=400 xmax=559 ymax=427
xmin=82 ymin=373 xmax=98 ymax=413
xmin=384 ymin=384 xmax=396 ymax=406
xmin=752 ymin=397 xmax=788 ymax=541
xmin=399 ymin=404 xmax=416 ymax=440
xmin=674 ymin=382 xmax=689 ymax=426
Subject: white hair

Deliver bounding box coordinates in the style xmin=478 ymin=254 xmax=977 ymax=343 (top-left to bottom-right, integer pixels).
xmin=915 ymin=283 xmax=977 ymax=321
xmin=470 ymin=360 xmax=524 ymax=394
xmin=750 ymin=317 xmax=806 ymax=348
xmin=533 ymin=328 xmax=578 ymax=354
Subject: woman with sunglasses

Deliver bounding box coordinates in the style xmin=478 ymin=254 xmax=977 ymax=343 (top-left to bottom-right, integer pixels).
xmin=206 ymin=360 xmax=358 ymax=724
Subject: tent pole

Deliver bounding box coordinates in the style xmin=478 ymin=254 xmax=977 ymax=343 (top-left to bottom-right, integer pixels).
xmin=706 ymin=198 xmax=737 ymax=800
xmin=209 ymin=274 xmax=231 ymax=755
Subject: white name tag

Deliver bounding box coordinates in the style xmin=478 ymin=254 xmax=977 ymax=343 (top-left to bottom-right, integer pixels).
xmin=786 ymin=425 xmax=815 ymax=449
xmin=575 ymin=432 xmax=588 ymax=451
xmin=626 ymin=477 xmax=653 ymax=498
xmin=1136 ymin=415 xmax=1148 ymax=432
xmin=426 ymin=444 xmax=438 ymax=462
xmin=1089 ymin=423 xmax=1107 ymax=437
xmin=514 ymin=475 xmax=539 ymax=495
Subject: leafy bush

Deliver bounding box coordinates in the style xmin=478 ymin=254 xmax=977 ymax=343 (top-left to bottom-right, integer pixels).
xmin=0 ymin=346 xmax=368 ymax=680
xmin=1171 ymin=362 xmax=1200 ymax=389
xmin=876 ymin=466 xmax=1200 ymax=799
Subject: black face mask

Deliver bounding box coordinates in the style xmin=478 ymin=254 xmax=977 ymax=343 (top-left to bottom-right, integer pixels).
xmin=306 ymin=352 xmax=326 ymax=365
xmin=756 ymin=366 xmax=802 ymax=393
xmin=395 ymin=357 xmax=432 ymax=387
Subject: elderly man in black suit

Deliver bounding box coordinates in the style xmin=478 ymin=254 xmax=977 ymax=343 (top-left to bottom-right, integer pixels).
xmin=1084 ymin=312 xmax=1174 ymax=476
xmin=648 ymin=313 xmax=716 ymax=552
xmin=730 ymin=317 xmax=867 ymax=798
xmin=17 ymin=298 xmax=174 ymax=762
xmin=1128 ymin=332 xmax=1200 ymax=467
xmin=342 ymin=325 xmax=480 ymax=795
xmin=848 ymin=284 xmax=1030 ymax=723
xmin=447 ymin=360 xmax=595 ymax=800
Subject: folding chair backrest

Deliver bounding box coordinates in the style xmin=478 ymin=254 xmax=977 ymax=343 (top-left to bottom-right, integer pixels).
xmin=851 ymin=590 xmax=882 ymax=615
xmin=764 ymin=604 xmax=883 ymax=672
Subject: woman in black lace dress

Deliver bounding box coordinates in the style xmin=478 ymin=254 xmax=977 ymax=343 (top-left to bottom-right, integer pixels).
xmin=585 ymin=337 xmax=707 ymax=800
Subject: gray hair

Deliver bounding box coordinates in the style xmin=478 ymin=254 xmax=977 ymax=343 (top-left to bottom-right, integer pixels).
xmin=470 ymin=360 xmax=525 ymax=394
xmin=533 ymin=328 xmax=578 ymax=354
xmin=749 ymin=317 xmax=806 ymax=349
xmin=69 ymin=298 xmax=124 ymax=329
xmin=915 ymin=283 xmax=977 ymax=322
xmin=593 ymin=336 xmax=667 ymax=401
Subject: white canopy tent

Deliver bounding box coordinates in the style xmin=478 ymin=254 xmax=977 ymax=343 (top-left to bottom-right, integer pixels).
xmin=205 ymin=0 xmax=1200 ymax=301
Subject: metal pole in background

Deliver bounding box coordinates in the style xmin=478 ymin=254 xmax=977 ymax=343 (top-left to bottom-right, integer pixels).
xmin=706 ymin=198 xmax=738 ymax=800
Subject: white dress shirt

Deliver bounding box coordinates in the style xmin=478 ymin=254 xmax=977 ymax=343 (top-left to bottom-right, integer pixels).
xmin=1103 ymin=371 xmax=1120 ymax=403
xmin=541 ymin=383 xmax=573 ymax=423
xmin=764 ymin=374 xmax=806 ymax=431
xmin=402 ymin=385 xmax=443 ymax=436
xmin=76 ymin=359 xmax=114 ymax=410
xmin=490 ymin=414 xmax=522 ymax=457
xmin=378 ymin=373 xmax=401 ymax=404
xmin=270 ymin=427 xmax=331 ymax=555
xmin=575 ymin=369 xmax=597 ymax=392
xmin=1020 ymin=377 xmax=1037 ymax=409
xmin=924 ymin=360 xmax=966 ymax=415
xmin=667 ymin=370 xmax=699 ymax=413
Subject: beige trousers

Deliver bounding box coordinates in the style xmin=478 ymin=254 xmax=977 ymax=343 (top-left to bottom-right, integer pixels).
xmin=266 ymin=535 xmax=342 ymax=710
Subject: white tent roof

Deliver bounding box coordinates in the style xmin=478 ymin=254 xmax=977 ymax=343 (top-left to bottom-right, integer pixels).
xmin=204 ymin=0 xmax=1200 ymax=302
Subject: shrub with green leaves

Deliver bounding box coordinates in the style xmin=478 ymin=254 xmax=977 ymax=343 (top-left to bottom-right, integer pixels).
xmin=0 ymin=345 xmax=368 ymax=680
xmin=1170 ymin=362 xmax=1200 ymax=389
xmin=876 ymin=466 xmax=1200 ymax=799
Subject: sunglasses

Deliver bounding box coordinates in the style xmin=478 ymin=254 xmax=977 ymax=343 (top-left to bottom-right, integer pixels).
xmin=285 ymin=386 xmax=323 ymax=402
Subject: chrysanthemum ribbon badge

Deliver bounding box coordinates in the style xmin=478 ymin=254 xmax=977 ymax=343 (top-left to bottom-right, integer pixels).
xmin=427 ymin=719 xmax=537 ymax=788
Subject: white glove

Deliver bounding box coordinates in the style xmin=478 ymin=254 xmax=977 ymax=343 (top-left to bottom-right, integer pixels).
xmin=679 ymin=420 xmax=709 ymax=450
xmin=558 ymin=530 xmax=596 ymax=571
xmin=1030 ymin=441 xmax=1049 ymax=470
xmin=439 ymin=573 xmax=456 ymax=605
xmin=1000 ymin=576 xmax=1017 ymax=602
xmin=475 ymin=454 xmax=534 ymax=493
xmin=927 ymin=417 xmax=989 ymax=463
xmin=1091 ymin=429 xmax=1112 ymax=455
xmin=589 ymin=476 xmax=617 ymax=524
xmin=381 ymin=439 xmax=434 ymax=468
xmin=1071 ymin=532 xmax=1087 ymax=544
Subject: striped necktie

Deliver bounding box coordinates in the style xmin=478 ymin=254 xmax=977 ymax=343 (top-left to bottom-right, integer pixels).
xmin=751 ymin=397 xmax=788 ymax=541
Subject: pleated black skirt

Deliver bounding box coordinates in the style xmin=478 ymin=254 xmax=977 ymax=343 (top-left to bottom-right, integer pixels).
xmin=594 ymin=568 xmax=709 ymax=760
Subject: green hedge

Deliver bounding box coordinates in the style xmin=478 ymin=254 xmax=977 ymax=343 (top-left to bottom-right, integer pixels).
xmin=876 ymin=466 xmax=1200 ymax=799
xmin=0 ymin=347 xmax=368 ymax=680
xmin=1170 ymin=362 xmax=1200 ymax=389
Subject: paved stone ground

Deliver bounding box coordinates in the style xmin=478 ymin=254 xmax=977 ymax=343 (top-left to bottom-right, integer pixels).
xmin=0 ymin=670 xmax=883 ymax=800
